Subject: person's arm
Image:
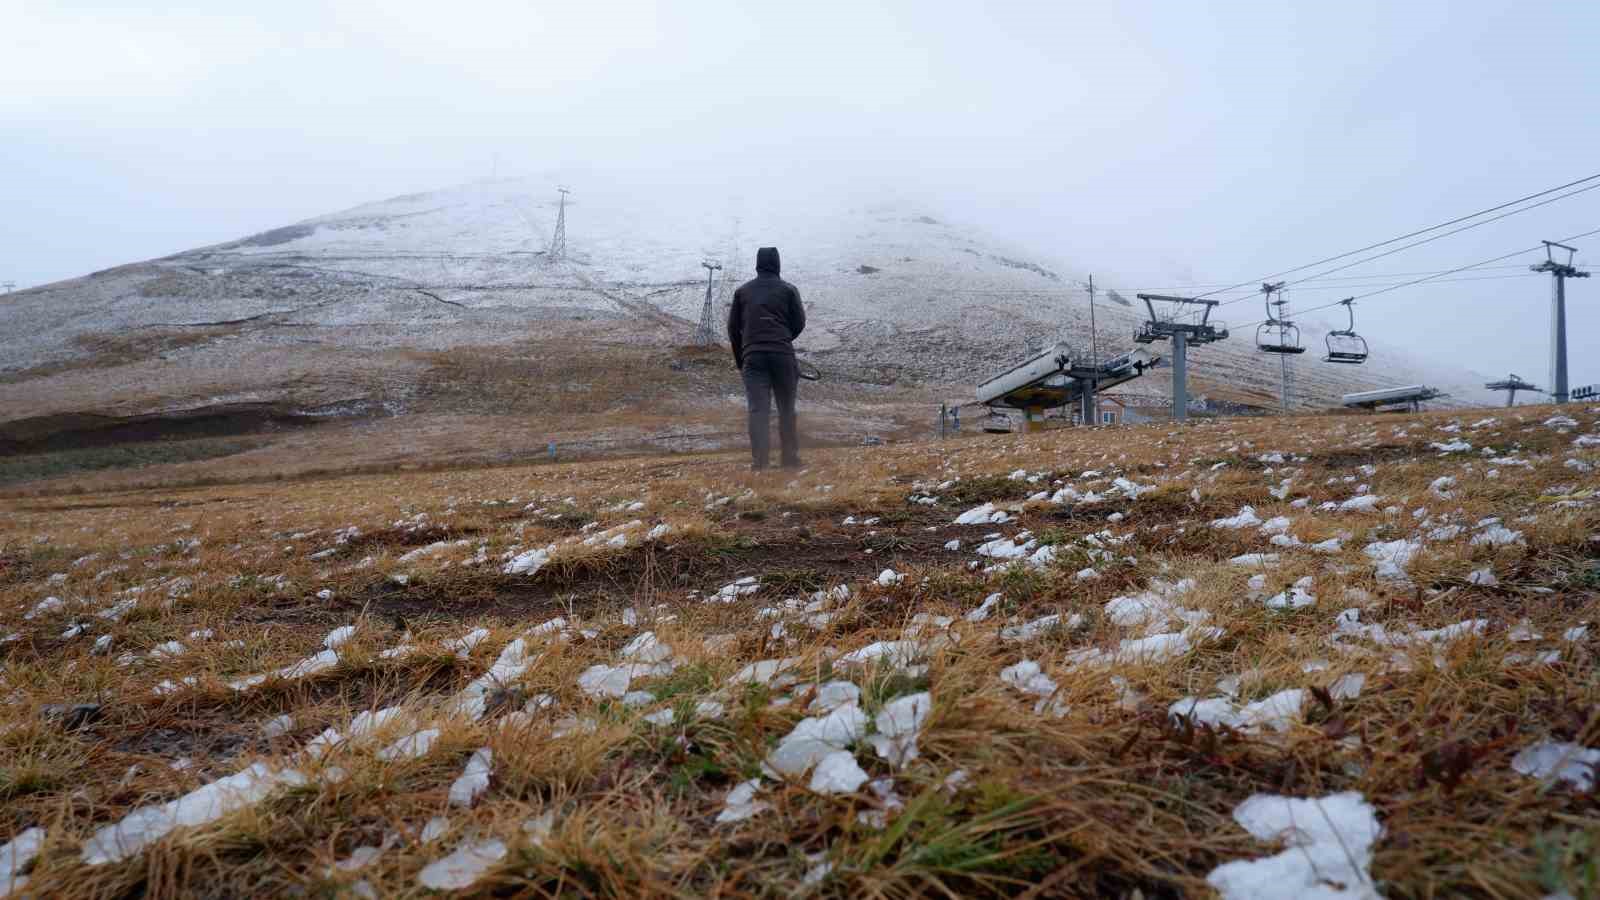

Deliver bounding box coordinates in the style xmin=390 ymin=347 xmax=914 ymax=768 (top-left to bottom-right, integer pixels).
xmin=727 ymin=290 xmax=745 ymax=367
xmin=788 ymin=285 xmax=806 ymax=340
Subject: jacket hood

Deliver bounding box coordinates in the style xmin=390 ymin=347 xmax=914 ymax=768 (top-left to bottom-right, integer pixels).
xmin=756 ymin=246 xmax=780 ymax=275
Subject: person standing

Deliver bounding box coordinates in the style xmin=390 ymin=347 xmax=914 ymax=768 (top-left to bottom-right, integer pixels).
xmin=728 ymin=246 xmax=806 ymax=469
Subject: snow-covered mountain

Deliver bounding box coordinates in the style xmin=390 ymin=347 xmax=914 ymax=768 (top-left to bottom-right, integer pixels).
xmin=0 ymin=176 xmax=1493 ymax=422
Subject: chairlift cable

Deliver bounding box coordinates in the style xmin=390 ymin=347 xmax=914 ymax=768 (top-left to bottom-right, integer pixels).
xmin=1231 ymin=225 xmax=1600 ymax=328
xmin=1186 ymin=171 xmax=1600 ymax=301
xmin=932 ymin=269 xmax=1542 ymax=298
xmin=1210 ymin=180 xmax=1600 ymax=310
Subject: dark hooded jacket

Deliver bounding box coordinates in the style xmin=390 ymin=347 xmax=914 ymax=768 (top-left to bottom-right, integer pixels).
xmin=728 ymin=247 xmax=805 ymax=367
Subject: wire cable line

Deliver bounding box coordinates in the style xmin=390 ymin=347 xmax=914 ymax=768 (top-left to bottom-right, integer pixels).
xmin=1186 ymin=171 xmax=1600 ymax=301
xmin=1210 ymin=180 xmax=1600 ymax=310
xmin=1231 ymin=226 xmax=1600 ymax=328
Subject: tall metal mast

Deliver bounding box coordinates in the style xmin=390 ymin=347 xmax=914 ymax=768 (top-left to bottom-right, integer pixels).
xmin=696 ymin=260 xmax=723 ymax=346
xmin=1087 ymin=274 xmax=1099 ymax=367
xmin=1083 ymin=275 xmax=1098 ymax=425
xmin=1257 ymin=281 xmax=1299 ymax=413
xmin=1530 ymin=240 xmax=1589 ymax=403
xmin=1134 ymin=294 xmax=1228 ymax=422
xmin=548 ymin=186 xmax=571 ymax=263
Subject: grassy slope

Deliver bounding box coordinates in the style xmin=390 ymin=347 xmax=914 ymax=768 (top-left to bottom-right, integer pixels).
xmin=0 ymin=405 xmax=1596 ymax=898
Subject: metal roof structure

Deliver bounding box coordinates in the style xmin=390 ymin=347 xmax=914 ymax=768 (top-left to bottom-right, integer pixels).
xmin=1341 ymin=385 xmax=1443 ymax=411
xmin=973 ymin=343 xmax=1158 ymax=429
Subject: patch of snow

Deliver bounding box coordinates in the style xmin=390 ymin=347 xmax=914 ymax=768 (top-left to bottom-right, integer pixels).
xmin=865 ymin=692 xmax=931 ymax=767
xmin=1471 ymin=524 xmax=1524 ymax=546
xmin=0 ymin=827 xmax=45 ymax=897
xmin=1000 ymin=612 xmax=1081 ymax=642
xmin=809 ymin=750 xmax=870 ymax=794
xmin=1212 ymin=506 xmax=1262 ymax=529
xmin=262 ymin=714 xmax=295 ymax=739
xmin=838 ymin=640 xmax=923 ymax=670
xmin=764 ymin=703 xmax=869 ymax=779
xmin=1511 ymin=741 xmax=1599 ymax=790
xmin=965 ymin=592 xmax=1002 ymax=622
xmin=1337 ymin=494 xmax=1383 ymax=513
xmin=502 ymin=547 xmax=551 ymax=576
xmin=377 ymin=728 xmax=439 ymax=761
xmin=954 ymin=503 xmax=1010 ymax=525
xmin=82 ymin=763 xmax=306 ymax=865
xmin=715 ymin=779 xmax=770 ymax=824
xmin=1329 ymin=673 xmax=1366 ymax=700
xmin=417 ymin=838 xmax=507 ymax=891
xmin=1363 ymin=539 xmax=1421 ymax=581
xmin=1265 ymin=579 xmax=1316 ymax=611
xmin=728 ymin=658 xmax=800 ymax=686
xmin=711 ymin=576 xmax=761 ymax=603
xmin=1207 ymin=792 xmax=1382 ymax=900
xmin=809 ymin=681 xmax=862 ymax=713
xmin=447 ymin=748 xmax=493 ymax=807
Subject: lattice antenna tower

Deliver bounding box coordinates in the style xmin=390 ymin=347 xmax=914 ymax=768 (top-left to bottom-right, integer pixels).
xmin=547 ymin=187 xmax=571 ymax=263
xmin=696 ymin=260 xmax=723 ymax=346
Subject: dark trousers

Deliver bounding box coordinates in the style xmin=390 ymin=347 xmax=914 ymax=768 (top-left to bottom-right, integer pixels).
xmin=741 ymin=351 xmax=800 ymax=468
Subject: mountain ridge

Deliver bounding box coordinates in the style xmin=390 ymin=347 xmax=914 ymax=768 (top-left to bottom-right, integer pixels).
xmin=1 ymin=176 xmax=1495 ymax=426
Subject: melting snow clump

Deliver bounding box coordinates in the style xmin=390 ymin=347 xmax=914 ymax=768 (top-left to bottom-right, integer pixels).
xmin=1511 ymin=741 xmax=1599 ymax=791
xmin=1206 ymin=792 xmax=1383 ymax=900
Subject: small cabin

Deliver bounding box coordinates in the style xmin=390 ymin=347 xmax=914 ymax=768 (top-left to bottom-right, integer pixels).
xmin=1086 ymin=395 xmax=1172 ymax=425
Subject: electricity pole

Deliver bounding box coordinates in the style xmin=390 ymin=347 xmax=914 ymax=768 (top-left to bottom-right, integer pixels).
xmin=1531 ymin=240 xmax=1589 ymax=403
xmin=548 ymin=187 xmax=570 ymax=263
xmin=1 ymin=282 xmax=14 ymax=293
xmin=696 ymin=260 xmax=722 ymax=346
xmin=1087 ymin=274 xmax=1099 ymax=366
xmin=1083 ymin=275 xmax=1098 ymax=425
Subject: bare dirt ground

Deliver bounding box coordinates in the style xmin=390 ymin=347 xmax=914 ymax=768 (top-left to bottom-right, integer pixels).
xmin=0 ymin=404 xmax=1596 ymax=897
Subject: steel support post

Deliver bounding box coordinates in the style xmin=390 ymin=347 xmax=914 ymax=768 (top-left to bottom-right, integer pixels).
xmin=1552 ymin=273 xmax=1568 ymax=404
xmin=1171 ymin=331 xmax=1188 ymax=423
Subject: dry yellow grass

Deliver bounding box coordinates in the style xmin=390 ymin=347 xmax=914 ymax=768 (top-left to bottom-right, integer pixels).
xmin=0 ymin=404 xmax=1596 ymax=897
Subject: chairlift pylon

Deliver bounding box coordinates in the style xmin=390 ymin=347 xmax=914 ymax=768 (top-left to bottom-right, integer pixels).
xmin=1255 ymin=282 xmax=1305 ymax=355
xmin=1322 ymin=297 xmax=1369 ymax=364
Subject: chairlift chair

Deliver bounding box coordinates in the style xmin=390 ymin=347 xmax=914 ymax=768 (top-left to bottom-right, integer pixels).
xmin=1322 ymin=298 xmax=1369 ymax=364
xmin=1255 ymin=288 xmax=1306 ymax=355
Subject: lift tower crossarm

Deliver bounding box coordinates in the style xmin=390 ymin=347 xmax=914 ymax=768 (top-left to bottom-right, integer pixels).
xmin=1133 ymin=294 xmax=1229 ymax=423
xmin=1135 ymin=295 xmax=1222 ymax=333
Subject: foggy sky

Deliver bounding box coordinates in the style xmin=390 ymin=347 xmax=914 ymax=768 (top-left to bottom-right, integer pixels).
xmin=4 ymin=0 xmax=1597 ymax=384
